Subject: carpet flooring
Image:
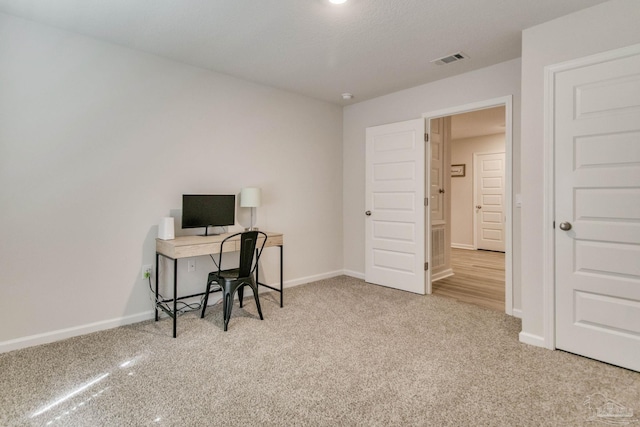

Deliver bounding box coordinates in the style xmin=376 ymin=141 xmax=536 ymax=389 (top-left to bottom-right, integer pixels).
xmin=1 ymin=276 xmax=638 ymax=426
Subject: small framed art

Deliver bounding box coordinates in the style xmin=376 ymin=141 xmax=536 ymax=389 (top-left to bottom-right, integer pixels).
xmin=451 ymin=164 xmax=466 ymax=177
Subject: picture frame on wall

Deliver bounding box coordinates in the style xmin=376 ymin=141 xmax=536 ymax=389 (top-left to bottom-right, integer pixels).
xmin=451 ymin=164 xmax=466 ymax=177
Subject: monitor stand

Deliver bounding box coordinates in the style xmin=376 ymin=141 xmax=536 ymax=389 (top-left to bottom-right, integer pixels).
xmin=201 ymin=226 xmax=223 ymax=236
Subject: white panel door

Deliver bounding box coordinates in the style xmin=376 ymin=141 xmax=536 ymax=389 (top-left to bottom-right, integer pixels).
xmin=474 ymin=152 xmax=505 ymax=252
xmin=430 ymin=118 xmax=444 ymax=223
xmin=555 ymin=48 xmax=640 ymax=371
xmin=365 ymin=119 xmax=427 ymax=294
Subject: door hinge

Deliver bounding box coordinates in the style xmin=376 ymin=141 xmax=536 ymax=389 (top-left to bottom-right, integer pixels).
xmin=553 ymin=221 xmax=556 ymax=229
xmin=424 ymin=197 xmax=429 ymax=206
xmin=424 ymin=133 xmax=429 ymax=142
xmin=424 ymin=262 xmax=429 ymax=271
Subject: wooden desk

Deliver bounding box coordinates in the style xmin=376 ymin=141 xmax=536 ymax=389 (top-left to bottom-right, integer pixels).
xmin=155 ymin=231 xmax=284 ymax=337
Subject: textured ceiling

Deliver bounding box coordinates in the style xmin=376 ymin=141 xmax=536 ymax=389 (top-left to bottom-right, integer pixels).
xmin=0 ymin=0 xmax=609 ymax=104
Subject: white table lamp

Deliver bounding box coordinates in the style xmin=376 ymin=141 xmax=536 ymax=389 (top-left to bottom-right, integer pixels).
xmin=240 ymin=187 xmax=261 ymax=231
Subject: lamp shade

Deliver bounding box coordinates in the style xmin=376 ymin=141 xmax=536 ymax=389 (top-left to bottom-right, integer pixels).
xmin=240 ymin=187 xmax=261 ymax=207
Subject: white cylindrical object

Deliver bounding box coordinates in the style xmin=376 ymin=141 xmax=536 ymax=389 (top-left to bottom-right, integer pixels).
xmin=240 ymin=187 xmax=262 ymax=207
xmin=158 ymin=217 xmax=175 ymax=240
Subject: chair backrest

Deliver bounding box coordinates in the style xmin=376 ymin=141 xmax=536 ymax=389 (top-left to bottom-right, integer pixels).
xmin=219 ymin=231 xmax=268 ymax=278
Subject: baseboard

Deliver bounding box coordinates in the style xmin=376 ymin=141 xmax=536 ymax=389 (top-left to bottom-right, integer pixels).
xmin=0 ymin=311 xmax=155 ymax=354
xmin=451 ymin=243 xmax=475 ymax=250
xmin=343 ymin=270 xmax=365 ymax=280
xmin=518 ymin=331 xmax=545 ymax=348
xmin=431 ymin=268 xmax=454 ymax=282
xmin=512 ymin=308 xmax=522 ymax=319
xmin=281 ymin=270 xmax=345 ymax=288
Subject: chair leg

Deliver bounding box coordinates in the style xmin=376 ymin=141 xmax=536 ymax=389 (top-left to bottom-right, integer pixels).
xmin=223 ymin=290 xmax=233 ymax=331
xmin=251 ymin=284 xmax=264 ymax=320
xmin=238 ymin=285 xmax=244 ymax=308
xmin=201 ymin=281 xmax=212 ymax=318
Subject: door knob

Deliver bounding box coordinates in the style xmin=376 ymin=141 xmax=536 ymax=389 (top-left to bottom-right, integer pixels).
xmin=439 ymin=188 xmax=445 ymax=194
xmin=559 ymin=221 xmax=572 ymax=231
xmin=476 ymin=205 xmax=482 ymax=209
xmin=365 ymin=211 xmax=372 ymax=216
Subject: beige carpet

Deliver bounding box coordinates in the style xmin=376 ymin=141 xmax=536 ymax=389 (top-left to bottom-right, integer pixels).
xmin=1 ymin=276 xmax=638 ymax=426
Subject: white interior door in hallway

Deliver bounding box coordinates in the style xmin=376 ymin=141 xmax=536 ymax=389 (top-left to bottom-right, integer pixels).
xmin=474 ymin=152 xmax=506 ymax=252
xmin=365 ymin=119 xmax=428 ymax=294
xmin=430 ymin=118 xmax=445 ymax=223
xmin=553 ymin=45 xmax=640 ymax=372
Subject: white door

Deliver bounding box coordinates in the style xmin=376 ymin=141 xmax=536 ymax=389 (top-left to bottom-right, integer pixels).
xmin=430 ymin=118 xmax=447 ymax=275
xmin=555 ymin=47 xmax=640 ymax=371
xmin=365 ymin=119 xmax=427 ymax=294
xmin=474 ymin=152 xmax=505 ymax=252
xmin=430 ymin=118 xmax=444 ymax=222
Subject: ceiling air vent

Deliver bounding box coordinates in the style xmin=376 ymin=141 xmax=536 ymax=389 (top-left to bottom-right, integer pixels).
xmin=430 ymin=52 xmax=469 ymax=66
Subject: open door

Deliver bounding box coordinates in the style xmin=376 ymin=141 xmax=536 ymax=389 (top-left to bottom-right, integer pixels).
xmin=365 ymin=119 xmax=428 ymax=294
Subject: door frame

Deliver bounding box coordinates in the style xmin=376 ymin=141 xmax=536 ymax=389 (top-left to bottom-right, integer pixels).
xmin=473 ymin=151 xmax=506 ymax=251
xmin=542 ymin=43 xmax=640 ymax=350
xmin=423 ymin=95 xmax=514 ymax=315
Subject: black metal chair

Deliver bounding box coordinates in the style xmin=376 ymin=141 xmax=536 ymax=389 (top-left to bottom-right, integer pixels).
xmin=201 ymin=231 xmax=267 ymax=331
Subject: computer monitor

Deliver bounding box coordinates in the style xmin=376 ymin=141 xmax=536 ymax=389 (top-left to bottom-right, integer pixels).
xmin=182 ymin=194 xmax=236 ymax=236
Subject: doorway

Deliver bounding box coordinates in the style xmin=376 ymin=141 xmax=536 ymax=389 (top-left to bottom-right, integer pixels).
xmin=424 ymin=97 xmax=513 ymax=315
xmin=432 ymin=106 xmax=506 ymax=312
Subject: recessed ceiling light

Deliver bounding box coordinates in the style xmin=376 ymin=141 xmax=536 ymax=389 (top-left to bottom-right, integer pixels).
xmin=329 ymin=0 xmax=348 ymax=4
xmin=342 ymin=93 xmax=354 ymax=100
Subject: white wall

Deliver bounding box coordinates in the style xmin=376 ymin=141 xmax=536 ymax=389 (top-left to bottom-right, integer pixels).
xmin=450 ymin=133 xmax=505 ymax=248
xmin=0 ymin=14 xmax=343 ymax=349
xmin=520 ymin=0 xmax=640 ymax=344
xmin=343 ymin=59 xmax=522 ymax=311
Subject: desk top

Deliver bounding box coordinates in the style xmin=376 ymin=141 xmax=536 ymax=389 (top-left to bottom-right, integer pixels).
xmin=156 ymin=231 xmax=283 ymax=259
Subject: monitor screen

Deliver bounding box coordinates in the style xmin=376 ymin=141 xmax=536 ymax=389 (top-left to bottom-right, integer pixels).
xmin=182 ymin=194 xmax=236 ymax=235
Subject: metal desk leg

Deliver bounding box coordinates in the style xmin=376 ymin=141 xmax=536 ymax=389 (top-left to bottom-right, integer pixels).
xmin=280 ymin=245 xmax=283 ymax=308
xmin=155 ymin=252 xmax=159 ymax=321
xmin=173 ymin=259 xmax=177 ymax=338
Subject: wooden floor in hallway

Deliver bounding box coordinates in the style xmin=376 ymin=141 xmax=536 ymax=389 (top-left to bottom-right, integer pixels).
xmin=432 ymin=248 xmax=505 ymax=312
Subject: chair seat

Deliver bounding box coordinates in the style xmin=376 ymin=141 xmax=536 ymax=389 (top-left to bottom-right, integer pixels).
xmin=208 ymin=269 xmax=245 ymax=284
